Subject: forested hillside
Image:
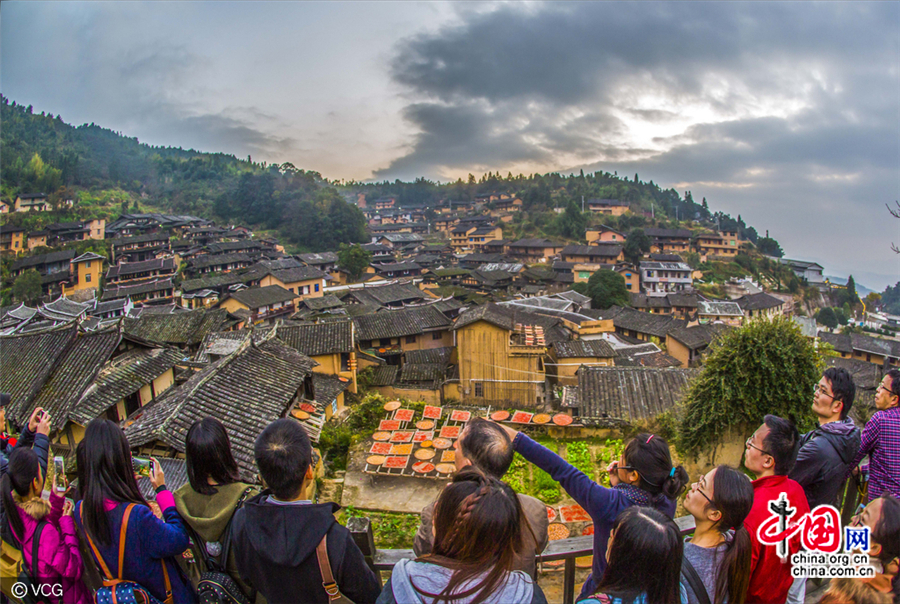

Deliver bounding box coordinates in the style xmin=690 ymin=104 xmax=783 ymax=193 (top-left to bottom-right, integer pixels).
xmin=0 ymin=96 xmax=368 ymax=251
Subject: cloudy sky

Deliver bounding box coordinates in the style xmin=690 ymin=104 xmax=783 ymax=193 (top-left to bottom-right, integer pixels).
xmin=3 ymin=2 xmax=899 ymax=289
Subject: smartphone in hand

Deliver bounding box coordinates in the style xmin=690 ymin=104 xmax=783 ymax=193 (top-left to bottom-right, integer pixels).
xmin=133 ymin=456 xmax=152 ymax=478
xmin=53 ymin=456 xmax=66 ymax=491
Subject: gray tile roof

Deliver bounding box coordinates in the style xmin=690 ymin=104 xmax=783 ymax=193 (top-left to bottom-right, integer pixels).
xmin=124 ymin=339 xmax=317 ymax=480
xmin=697 ymin=300 xmax=743 ymax=317
xmin=110 ymin=232 xmax=170 ymax=246
xmin=368 ymin=365 xmax=398 ymax=386
xmin=354 ymin=305 xmax=451 ymax=341
xmin=734 ymin=292 xmax=784 ymax=311
xmin=123 ymin=308 xmax=230 ymax=346
xmin=0 ymin=324 xmax=78 ymax=423
xmin=180 ymin=264 xmax=268 ymax=293
xmin=553 ymin=339 xmax=617 ymax=358
xmin=70 ymin=347 xmax=184 ymax=426
xmin=12 ymin=250 xmax=76 ymax=272
xmin=299 ymin=295 xmax=343 ymax=311
xmin=603 ymin=306 xmax=687 ymax=338
xmin=297 ymin=252 xmax=338 ymax=265
xmin=577 ymin=366 xmax=697 ymax=421
xmin=268 ymin=266 xmax=328 ymax=283
xmin=107 ymin=258 xmax=176 ymax=280
xmin=312 ymin=373 xmax=351 ymax=406
xmin=101 ymin=278 xmax=174 ymax=301
xmin=340 ymin=282 xmax=428 ymax=306
xmin=667 ymin=324 xmax=731 ymax=350
xmin=404 ymin=347 xmax=453 ymax=365
xmin=562 ymin=244 xmax=622 ymax=258
xmin=188 ymin=252 xmax=253 ymax=270
xmin=277 ymin=320 xmax=355 ymax=356
xmin=136 ymin=458 xmax=189 ymax=501
xmin=226 ymin=285 xmax=295 ymax=309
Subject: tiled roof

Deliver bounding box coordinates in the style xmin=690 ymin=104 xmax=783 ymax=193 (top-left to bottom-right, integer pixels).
xmin=554 ymin=339 xmax=617 ymax=359
xmin=453 ymin=303 xmax=570 ymax=343
xmin=226 ymin=285 xmax=295 ymax=309
xmin=373 ymin=262 xmax=422 ymax=273
xmin=188 ymin=253 xmax=253 ymax=270
xmin=354 ymin=305 xmax=451 ymax=341
xmin=136 ymin=458 xmax=189 ymax=501
xmin=509 ymin=238 xmax=562 ymax=248
xmin=0 ymin=324 xmax=78 ymax=422
xmin=667 ymin=324 xmax=731 ymax=350
xmin=298 ymin=252 xmax=338 ymax=265
xmin=124 ymin=339 xmax=317 ymax=480
xmin=603 ymin=306 xmax=687 ymax=338
xmin=41 ymin=297 xmax=92 ymax=319
xmin=850 ymin=332 xmax=900 ymax=357
xmin=269 ymin=267 xmax=328 ymax=283
xmin=404 ymin=347 xmax=453 ymax=365
xmin=204 ymin=241 xmax=263 ymax=254
xmin=341 ymin=282 xmax=428 ymax=306
xmin=180 ymin=264 xmax=267 ymax=293
xmin=577 ymin=367 xmax=697 ymax=420
xmin=123 ymin=308 xmax=230 ymax=346
xmin=111 ymin=232 xmax=169 ymax=246
xmin=71 ymin=347 xmax=185 ymax=426
xmin=28 ymin=328 xmax=121 ymax=422
xmin=368 ymin=365 xmax=398 ymax=386
xmin=735 ymin=293 xmax=784 ymax=311
xmin=312 ymin=373 xmax=350 ymax=406
xmin=630 ymin=294 xmax=671 ymax=309
xmin=300 ymin=295 xmax=343 ymax=311
xmin=400 ymin=363 xmax=445 ymax=388
xmin=101 ymin=278 xmax=174 ymax=301
xmin=12 ymin=250 xmax=76 ymax=271
xmin=562 ymin=244 xmax=622 ymax=258
xmin=643 ymin=228 xmax=692 ymax=239
xmin=107 ymin=258 xmax=176 ymax=279
xmin=667 ymin=293 xmax=700 ymax=308
xmin=697 ymin=300 xmax=743 ymax=317
xmin=277 ymin=321 xmax=355 ymax=356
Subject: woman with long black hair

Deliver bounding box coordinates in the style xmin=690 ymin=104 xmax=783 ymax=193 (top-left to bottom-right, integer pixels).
xmin=377 ymin=469 xmax=547 ymax=604
xmin=498 ymin=425 xmax=688 ymax=600
xmin=682 ymin=465 xmax=754 ymax=604
xmin=73 ymin=419 xmax=196 ymax=604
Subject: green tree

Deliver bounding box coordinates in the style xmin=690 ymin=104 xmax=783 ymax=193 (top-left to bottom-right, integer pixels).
xmin=816 ymin=307 xmax=838 ymax=329
xmin=623 ymin=228 xmax=651 ymax=265
xmin=756 ymin=237 xmax=784 ymax=257
xmin=337 ymin=244 xmax=372 ymax=280
xmin=678 ymin=316 xmax=819 ymax=454
xmin=555 ymin=200 xmax=587 ymax=239
xmin=586 ymin=269 xmax=630 ymax=309
xmin=12 ymin=269 xmax=42 ymax=304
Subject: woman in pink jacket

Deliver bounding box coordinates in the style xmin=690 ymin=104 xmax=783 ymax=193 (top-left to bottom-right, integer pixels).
xmin=1 ymin=445 xmax=91 ymax=604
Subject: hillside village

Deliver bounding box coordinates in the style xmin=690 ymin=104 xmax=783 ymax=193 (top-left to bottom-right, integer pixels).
xmin=0 ymin=189 xmax=897 ymax=488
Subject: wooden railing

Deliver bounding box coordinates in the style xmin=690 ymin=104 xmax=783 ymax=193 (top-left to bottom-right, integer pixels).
xmin=347 ymin=481 xmax=862 ymax=604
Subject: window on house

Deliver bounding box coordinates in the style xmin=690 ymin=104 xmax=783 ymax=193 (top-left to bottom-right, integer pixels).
xmin=406 ymin=335 xmax=417 ymax=344
xmin=315 ymin=284 xmax=320 ymax=292
xmin=474 ymin=382 xmax=483 ymax=397
xmin=432 ymin=331 xmax=442 ymax=340
xmin=86 ymin=273 xmax=92 ymax=283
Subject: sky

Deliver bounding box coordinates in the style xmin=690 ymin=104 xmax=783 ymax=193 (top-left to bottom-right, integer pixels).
xmin=2 ymin=2 xmax=899 ymax=289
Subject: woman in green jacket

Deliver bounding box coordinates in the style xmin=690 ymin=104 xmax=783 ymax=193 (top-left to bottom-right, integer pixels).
xmin=174 ymin=417 xmax=260 ymax=601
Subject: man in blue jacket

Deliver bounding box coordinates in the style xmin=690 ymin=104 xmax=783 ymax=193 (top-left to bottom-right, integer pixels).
xmin=789 ymin=367 xmax=861 ymax=509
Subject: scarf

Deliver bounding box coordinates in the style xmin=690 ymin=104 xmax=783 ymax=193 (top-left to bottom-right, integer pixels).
xmin=613 ymin=482 xmax=665 ymax=508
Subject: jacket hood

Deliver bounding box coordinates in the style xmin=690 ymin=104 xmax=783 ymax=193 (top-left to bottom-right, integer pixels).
xmin=389 ymin=559 xmax=535 ymax=604
xmin=818 ymin=419 xmax=862 ymax=464
xmin=174 ymin=481 xmax=257 ymax=542
xmin=237 ymin=493 xmax=340 ymax=567
xmin=15 ymin=494 xmax=51 ymax=521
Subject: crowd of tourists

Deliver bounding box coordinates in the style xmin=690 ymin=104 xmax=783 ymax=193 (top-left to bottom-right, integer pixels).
xmin=0 ymin=366 xmax=897 ymax=604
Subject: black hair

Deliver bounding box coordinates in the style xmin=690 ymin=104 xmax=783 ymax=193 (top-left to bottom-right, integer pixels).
xmin=76 ymin=419 xmax=149 ymax=546
xmin=872 ymin=495 xmax=900 ymax=567
xmin=0 ymin=393 xmax=10 ymax=408
xmin=623 ymin=433 xmax=688 ymax=499
xmin=185 ymin=417 xmax=241 ymax=496
xmin=0 ymin=447 xmax=41 ymax=543
xmin=458 ymin=418 xmax=514 ymax=479
xmin=822 ymin=367 xmax=856 ymax=420
xmin=254 ymin=418 xmax=311 ymax=500
xmin=886 ymin=369 xmax=900 ymax=403
xmin=594 ymin=506 xmax=683 ymax=604
xmin=762 ymin=415 xmax=800 ymax=476
xmin=709 ymin=465 xmax=754 ymax=604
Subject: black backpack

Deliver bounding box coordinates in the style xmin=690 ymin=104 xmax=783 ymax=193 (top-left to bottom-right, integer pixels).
xmin=188 ymin=492 xmax=252 ymax=604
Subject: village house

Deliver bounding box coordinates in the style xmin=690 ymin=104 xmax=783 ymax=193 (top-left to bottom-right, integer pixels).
xmin=585 ymin=225 xmax=627 ymax=244
xmin=186 ymin=252 xmax=256 ymax=276
xmin=0 ymin=199 xmax=9 ymax=214
xmin=124 ymin=337 xmax=318 ymax=480
xmin=353 ymin=305 xmax=453 ymax=360
xmin=644 ymin=228 xmax=692 ymax=254
xmin=259 ymin=266 xmax=329 ymax=305
xmin=694 ymin=230 xmax=742 ymax=260
xmin=336 ymin=281 xmax=431 ymax=309
xmin=123 ymin=307 xmax=231 ymax=349
xmin=453 ymin=304 xmax=572 ymax=407
xmin=43 ymin=220 xmax=106 ymax=246
xmin=111 ymin=232 xmax=171 ymax=263
xmin=217 ymin=285 xmax=296 ymax=326
xmin=639 ymin=260 xmax=693 ymax=296
xmin=433 ymin=215 xmax=460 ymax=232
xmin=591 ymin=305 xmax=687 ymax=342
xmin=0 ymin=226 xmax=25 ymax=254
xmin=450 ymin=224 xmax=504 ymax=252
xmin=106 ymin=258 xmax=178 ymax=285
xmin=696 ymin=299 xmax=744 ymax=326
xmin=665 ymin=324 xmax=730 ymax=368
xmin=734 ymin=292 xmax=785 ymax=320
xmin=14 ymin=194 xmax=49 ymax=212
xmin=102 ymin=278 xmax=176 ymax=305
xmin=62 ymin=252 xmax=105 ymax=296
xmin=570 ymin=366 xmax=696 ymax=422
xmin=561 ymin=244 xmax=624 ymax=264
xmin=507 ymin=238 xmax=565 ymax=262
xmin=779 ymin=258 xmax=826 ymax=286
xmin=818 ymin=331 xmax=900 ymax=366
xmin=25 ymin=230 xmax=48 ymax=250
xmin=585 ymin=199 xmax=630 ymax=216
xmin=630 ymin=292 xmax=700 ymax=320
xmin=374 ymin=197 xmax=396 ymax=210
xmin=550 ymin=339 xmax=617 ymax=386
xmin=277 ymin=320 xmax=358 ymax=396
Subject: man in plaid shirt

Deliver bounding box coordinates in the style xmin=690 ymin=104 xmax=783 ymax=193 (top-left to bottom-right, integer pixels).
xmin=849 ymin=368 xmax=900 ymax=501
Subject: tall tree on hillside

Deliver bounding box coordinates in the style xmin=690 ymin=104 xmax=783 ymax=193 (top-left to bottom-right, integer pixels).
xmin=12 ymin=269 xmax=42 ymax=305
xmin=556 ymin=200 xmax=587 ymax=239
xmin=623 ymin=228 xmax=651 ymax=265
xmin=337 ymin=244 xmax=372 ymax=280
xmin=586 ymin=269 xmax=630 ymax=309
xmin=816 ymin=307 xmax=838 ymax=330
xmin=756 ymin=236 xmax=784 ymax=258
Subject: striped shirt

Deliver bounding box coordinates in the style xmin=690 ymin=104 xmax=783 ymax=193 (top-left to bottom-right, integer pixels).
xmin=849 ymin=406 xmax=900 ymax=501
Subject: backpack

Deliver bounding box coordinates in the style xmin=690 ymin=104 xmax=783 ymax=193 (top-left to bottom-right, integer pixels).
xmin=187 ymin=489 xmax=252 ymax=604
xmin=80 ymin=504 xmax=173 ymax=604
xmin=8 ymin=520 xmax=47 ymax=604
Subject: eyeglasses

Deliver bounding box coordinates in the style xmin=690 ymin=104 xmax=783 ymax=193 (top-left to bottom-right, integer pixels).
xmin=611 ymin=462 xmax=636 ymax=472
xmin=814 ymin=385 xmax=836 ymax=400
xmin=877 ymin=384 xmax=899 ymax=397
xmin=745 ymin=436 xmax=773 ymax=457
xmin=695 ymin=474 xmax=715 ymax=507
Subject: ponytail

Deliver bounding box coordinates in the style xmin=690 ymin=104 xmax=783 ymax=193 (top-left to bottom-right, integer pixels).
xmin=624 ymin=433 xmax=688 ymax=498
xmin=1 ymin=447 xmax=41 ymax=543
xmin=709 ymin=465 xmax=755 ymax=604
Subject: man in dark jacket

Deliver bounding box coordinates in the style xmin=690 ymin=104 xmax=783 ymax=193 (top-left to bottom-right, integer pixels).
xmin=231 ymin=419 xmax=381 ymax=604
xmin=790 ymin=367 xmax=861 ymax=509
